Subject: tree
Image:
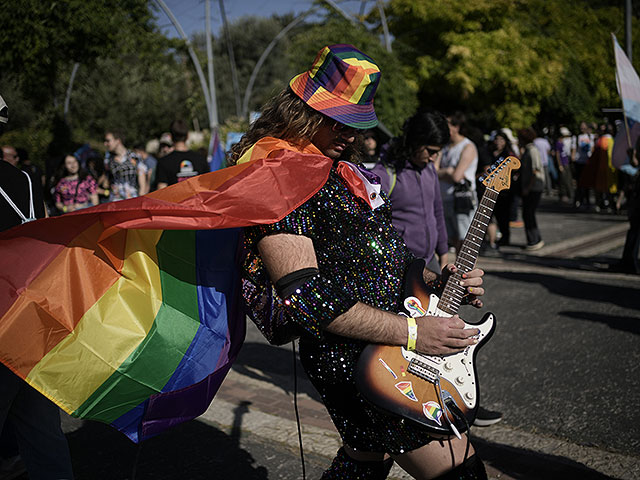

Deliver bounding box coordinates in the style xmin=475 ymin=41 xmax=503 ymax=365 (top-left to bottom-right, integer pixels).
xmin=386 ymin=0 xmax=640 ymax=130
xmin=0 ymin=0 xmax=155 ymax=107
xmin=0 ymin=0 xmax=202 ymax=162
xmin=192 ymin=14 xmax=302 ymax=124
xmin=66 ymin=40 xmax=199 ymax=147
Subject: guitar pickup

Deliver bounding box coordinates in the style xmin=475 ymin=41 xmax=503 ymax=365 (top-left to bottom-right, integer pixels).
xmin=408 ymin=358 xmax=440 ymax=384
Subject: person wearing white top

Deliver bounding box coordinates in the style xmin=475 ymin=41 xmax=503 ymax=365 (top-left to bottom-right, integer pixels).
xmin=437 ymin=112 xmax=478 ymax=253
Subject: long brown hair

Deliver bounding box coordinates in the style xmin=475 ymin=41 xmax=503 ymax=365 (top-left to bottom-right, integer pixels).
xmin=228 ymin=87 xmax=363 ymax=165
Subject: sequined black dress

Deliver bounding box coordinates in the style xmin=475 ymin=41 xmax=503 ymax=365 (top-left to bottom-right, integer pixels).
xmin=242 ymin=168 xmax=435 ymax=453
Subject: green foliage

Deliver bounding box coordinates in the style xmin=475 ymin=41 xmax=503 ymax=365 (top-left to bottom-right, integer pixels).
xmin=2 ymin=0 xmax=639 ymax=165
xmin=0 ymin=127 xmax=53 ymax=171
xmin=0 ymin=0 xmax=197 ymax=162
xmin=387 ymin=0 xmax=640 ymax=130
xmin=68 ymin=43 xmax=198 ymax=147
xmin=0 ymin=0 xmax=155 ymax=105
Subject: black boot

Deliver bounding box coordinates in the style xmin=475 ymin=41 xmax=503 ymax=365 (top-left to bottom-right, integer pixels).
xmin=321 ymin=447 xmax=394 ymax=480
xmin=432 ymin=454 xmax=488 ymax=480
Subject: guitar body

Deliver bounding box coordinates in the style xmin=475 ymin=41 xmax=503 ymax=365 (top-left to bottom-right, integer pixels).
xmin=356 ymin=157 xmax=518 ymax=437
xmin=355 ymin=259 xmax=496 ymax=436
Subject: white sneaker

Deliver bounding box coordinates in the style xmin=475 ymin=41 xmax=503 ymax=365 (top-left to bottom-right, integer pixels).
xmin=525 ymin=240 xmax=545 ymax=251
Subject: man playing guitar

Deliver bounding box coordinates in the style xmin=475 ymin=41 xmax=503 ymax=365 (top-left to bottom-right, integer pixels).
xmin=233 ymin=44 xmax=488 ymax=479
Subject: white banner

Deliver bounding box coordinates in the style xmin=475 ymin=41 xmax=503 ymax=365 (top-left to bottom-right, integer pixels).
xmin=613 ymin=33 xmax=640 ymax=123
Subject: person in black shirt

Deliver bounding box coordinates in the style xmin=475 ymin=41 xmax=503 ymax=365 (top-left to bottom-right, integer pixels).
xmin=0 ymin=94 xmax=75 ymax=479
xmin=155 ymin=119 xmax=210 ymax=189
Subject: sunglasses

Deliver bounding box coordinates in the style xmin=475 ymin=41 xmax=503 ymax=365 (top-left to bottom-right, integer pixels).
xmin=330 ymin=120 xmax=358 ymax=136
xmin=424 ymin=146 xmax=442 ymax=157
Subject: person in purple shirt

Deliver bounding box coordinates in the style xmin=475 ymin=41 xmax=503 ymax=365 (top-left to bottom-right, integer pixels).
xmin=372 ymin=111 xmax=504 ymax=428
xmin=372 ymin=111 xmax=449 ymax=274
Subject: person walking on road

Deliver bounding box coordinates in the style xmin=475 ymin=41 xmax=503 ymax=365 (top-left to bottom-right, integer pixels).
xmin=231 ymin=44 xmax=490 ymax=479
xmin=612 ymin=139 xmax=640 ymax=274
xmin=555 ymin=127 xmax=574 ymax=204
xmin=437 ymin=112 xmax=479 ymax=254
xmin=372 ymin=111 xmax=450 ymax=274
xmin=491 ymin=131 xmax=517 ymax=248
xmin=518 ymin=128 xmax=545 ymax=250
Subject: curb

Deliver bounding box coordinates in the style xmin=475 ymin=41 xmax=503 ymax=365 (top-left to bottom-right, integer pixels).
xmin=207 ymin=369 xmax=640 ymax=480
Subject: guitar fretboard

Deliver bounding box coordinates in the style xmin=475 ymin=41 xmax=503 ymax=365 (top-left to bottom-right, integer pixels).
xmin=437 ymin=188 xmax=499 ymax=315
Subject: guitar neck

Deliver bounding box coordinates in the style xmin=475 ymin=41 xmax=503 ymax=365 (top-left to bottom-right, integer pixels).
xmin=437 ymin=187 xmax=499 ymax=315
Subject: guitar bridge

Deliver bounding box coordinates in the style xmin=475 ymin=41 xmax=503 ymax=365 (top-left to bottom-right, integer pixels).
xmin=408 ymin=358 xmax=440 ymax=384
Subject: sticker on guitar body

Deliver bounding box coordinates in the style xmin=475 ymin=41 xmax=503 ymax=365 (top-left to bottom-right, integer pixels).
xmin=423 ymin=401 xmax=443 ymax=426
xmin=395 ymin=381 xmax=418 ymax=402
xmin=378 ymin=358 xmax=398 ymax=379
xmin=404 ymin=296 xmax=427 ymax=317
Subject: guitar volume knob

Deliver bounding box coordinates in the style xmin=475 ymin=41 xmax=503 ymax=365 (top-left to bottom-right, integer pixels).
xmin=444 ymin=362 xmax=453 ymax=371
xmin=455 ymin=376 xmax=465 ymax=385
xmin=465 ymin=391 xmax=474 ymax=400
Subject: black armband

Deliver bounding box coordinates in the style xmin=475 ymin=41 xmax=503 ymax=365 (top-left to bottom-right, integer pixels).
xmin=275 ymin=267 xmax=319 ymax=298
xmin=280 ymin=273 xmax=357 ymax=339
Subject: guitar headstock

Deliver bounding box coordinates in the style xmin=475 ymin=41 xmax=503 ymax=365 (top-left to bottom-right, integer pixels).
xmin=479 ymin=156 xmax=521 ymax=192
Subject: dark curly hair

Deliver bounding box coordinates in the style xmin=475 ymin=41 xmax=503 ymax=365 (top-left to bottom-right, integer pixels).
xmin=382 ymin=110 xmax=450 ymax=173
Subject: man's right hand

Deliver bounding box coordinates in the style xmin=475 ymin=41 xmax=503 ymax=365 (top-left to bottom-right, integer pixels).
xmin=415 ymin=315 xmax=478 ymax=356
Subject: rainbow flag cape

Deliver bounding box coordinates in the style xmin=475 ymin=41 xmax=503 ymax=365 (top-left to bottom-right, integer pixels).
xmin=0 ymin=138 xmax=332 ymax=443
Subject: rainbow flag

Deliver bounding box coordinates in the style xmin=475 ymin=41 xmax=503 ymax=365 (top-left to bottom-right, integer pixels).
xmin=0 ymin=138 xmax=332 ymax=442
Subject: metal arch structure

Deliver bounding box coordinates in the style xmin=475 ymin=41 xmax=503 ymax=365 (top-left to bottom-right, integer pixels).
xmin=241 ymin=9 xmax=317 ymax=118
xmin=155 ymin=0 xmax=216 ymax=127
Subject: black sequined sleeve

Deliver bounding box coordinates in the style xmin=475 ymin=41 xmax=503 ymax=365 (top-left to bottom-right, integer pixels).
xmin=245 ymin=200 xmax=357 ymax=339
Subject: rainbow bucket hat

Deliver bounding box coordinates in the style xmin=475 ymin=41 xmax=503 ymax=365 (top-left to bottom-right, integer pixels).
xmin=289 ymin=44 xmax=381 ymax=129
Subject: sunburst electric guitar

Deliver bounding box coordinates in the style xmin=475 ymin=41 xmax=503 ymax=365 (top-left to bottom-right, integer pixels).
xmin=356 ymin=156 xmax=521 ymax=437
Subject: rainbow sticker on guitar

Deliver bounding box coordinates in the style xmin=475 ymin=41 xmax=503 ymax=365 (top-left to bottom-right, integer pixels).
xmin=423 ymin=401 xmax=443 ymax=426
xmin=395 ymin=381 xmax=418 ymax=402
xmin=404 ymin=296 xmax=427 ymax=317
xmin=378 ymin=358 xmax=398 ymax=379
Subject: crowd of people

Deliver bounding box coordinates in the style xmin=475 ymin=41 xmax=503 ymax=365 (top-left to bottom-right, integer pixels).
xmin=1 ymin=101 xmax=634 ymax=264
xmin=366 ymin=115 xmax=638 ymax=263
xmin=1 ymin=119 xmax=211 ymax=223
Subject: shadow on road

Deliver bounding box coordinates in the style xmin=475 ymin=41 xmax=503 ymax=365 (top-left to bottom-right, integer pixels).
xmin=560 ymin=310 xmax=640 ymax=335
xmin=232 ymin=341 xmax=323 ymax=402
xmin=474 ymin=436 xmax=619 ymax=480
xmin=34 ymin=409 xmax=270 ymax=480
xmin=488 ymin=271 xmax=640 ymax=314
xmin=485 ymin=250 xmax=621 ymax=273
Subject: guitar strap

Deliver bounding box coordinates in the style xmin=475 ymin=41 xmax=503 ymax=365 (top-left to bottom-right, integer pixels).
xmin=0 ymin=171 xmax=36 ymax=224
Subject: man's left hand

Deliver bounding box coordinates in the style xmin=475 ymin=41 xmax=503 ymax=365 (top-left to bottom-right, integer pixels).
xmin=444 ymin=264 xmax=484 ymax=308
